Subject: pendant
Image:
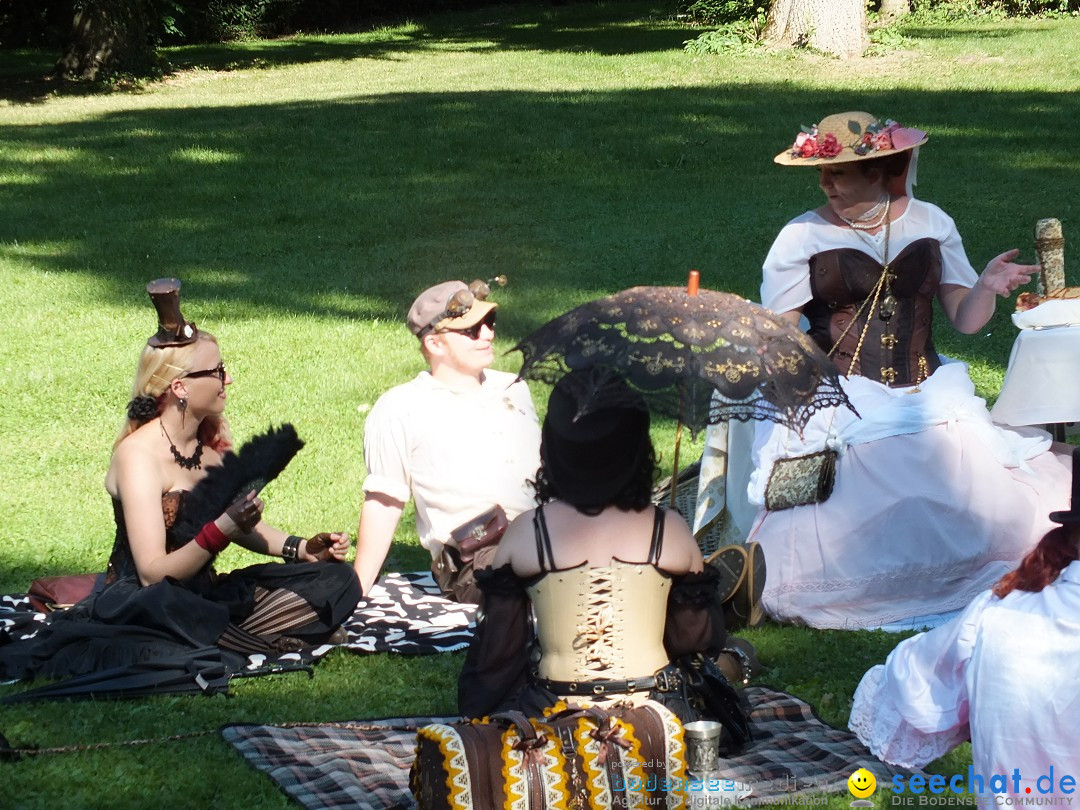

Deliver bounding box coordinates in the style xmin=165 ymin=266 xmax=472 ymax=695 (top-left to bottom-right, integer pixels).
xmin=879 ymin=295 xmax=897 ymax=320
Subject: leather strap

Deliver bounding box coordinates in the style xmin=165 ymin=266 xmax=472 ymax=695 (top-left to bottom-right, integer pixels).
xmin=536 ymin=666 xmax=683 ymax=697
xmin=533 ymin=506 xmax=556 ymax=572
xmin=647 ymin=505 xmax=665 ymax=565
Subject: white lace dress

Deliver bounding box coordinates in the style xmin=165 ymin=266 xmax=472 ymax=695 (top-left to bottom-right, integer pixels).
xmin=849 ymin=563 xmax=1080 ymax=795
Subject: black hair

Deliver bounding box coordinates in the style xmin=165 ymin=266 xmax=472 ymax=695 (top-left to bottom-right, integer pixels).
xmin=533 ymin=440 xmax=658 ymax=516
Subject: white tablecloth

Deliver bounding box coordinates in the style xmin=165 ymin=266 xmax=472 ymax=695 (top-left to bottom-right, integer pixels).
xmin=990 ymin=324 xmax=1080 ymax=427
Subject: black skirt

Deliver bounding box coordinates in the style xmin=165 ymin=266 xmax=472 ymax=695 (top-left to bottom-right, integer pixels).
xmin=0 ymin=560 xmax=359 ymax=682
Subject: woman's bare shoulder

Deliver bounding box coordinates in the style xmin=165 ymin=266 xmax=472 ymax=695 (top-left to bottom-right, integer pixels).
xmin=108 ymin=429 xmax=165 ymax=498
xmin=493 ymin=507 xmax=538 ymax=567
xmin=660 ymin=508 xmax=703 ymax=573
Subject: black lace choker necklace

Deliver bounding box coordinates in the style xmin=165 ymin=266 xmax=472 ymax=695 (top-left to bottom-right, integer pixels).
xmin=161 ymin=422 xmax=204 ymax=470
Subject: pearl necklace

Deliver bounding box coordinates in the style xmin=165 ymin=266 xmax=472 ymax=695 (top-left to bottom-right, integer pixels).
xmin=837 ymin=195 xmax=891 ymax=231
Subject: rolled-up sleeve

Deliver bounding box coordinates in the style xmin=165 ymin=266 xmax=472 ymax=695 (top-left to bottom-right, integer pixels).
xmin=361 ymin=392 xmax=413 ymax=504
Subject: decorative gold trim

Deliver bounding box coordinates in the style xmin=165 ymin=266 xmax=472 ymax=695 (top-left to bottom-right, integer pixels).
xmin=417 ymin=725 xmax=473 ymax=809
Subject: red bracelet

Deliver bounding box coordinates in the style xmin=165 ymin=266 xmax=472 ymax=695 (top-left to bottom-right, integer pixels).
xmin=193 ymin=521 xmax=230 ymax=554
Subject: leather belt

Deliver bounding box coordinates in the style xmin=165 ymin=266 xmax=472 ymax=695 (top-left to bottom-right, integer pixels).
xmin=536 ymin=667 xmax=683 ymax=696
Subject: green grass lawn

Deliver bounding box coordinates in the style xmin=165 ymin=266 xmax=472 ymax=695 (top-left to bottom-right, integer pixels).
xmin=1 ymin=2 xmax=1078 ymax=807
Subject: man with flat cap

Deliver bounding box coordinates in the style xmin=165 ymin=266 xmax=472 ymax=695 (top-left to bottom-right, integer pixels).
xmin=354 ymin=279 xmax=541 ymax=603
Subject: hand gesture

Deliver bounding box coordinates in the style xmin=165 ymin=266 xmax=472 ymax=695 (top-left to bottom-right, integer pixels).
xmin=978 ymin=249 xmax=1037 ymax=297
xmin=302 ymin=532 xmax=351 ymax=563
xmin=222 ymin=490 xmax=264 ymax=536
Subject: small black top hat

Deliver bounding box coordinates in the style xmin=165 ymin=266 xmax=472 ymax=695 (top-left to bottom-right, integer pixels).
xmin=146 ymin=278 xmax=198 ymax=348
xmin=1049 ymin=446 xmax=1080 ymax=524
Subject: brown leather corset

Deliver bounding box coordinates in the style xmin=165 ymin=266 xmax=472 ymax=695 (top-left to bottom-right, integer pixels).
xmin=803 ymin=237 xmax=943 ymax=387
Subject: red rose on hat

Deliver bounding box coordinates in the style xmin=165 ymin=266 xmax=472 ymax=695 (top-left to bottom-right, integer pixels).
xmin=816 ymin=133 xmax=842 ymax=158
xmin=873 ymin=131 xmax=894 ymax=151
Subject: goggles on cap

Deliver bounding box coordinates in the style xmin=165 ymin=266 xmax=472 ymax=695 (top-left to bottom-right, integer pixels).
xmin=422 ymin=275 xmax=507 ymax=336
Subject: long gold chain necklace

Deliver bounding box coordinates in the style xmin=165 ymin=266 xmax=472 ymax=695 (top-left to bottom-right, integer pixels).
xmin=838 ymin=211 xmax=930 ymax=391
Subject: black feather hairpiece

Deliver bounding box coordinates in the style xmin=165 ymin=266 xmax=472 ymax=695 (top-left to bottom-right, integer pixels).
xmin=172 ymin=424 xmax=305 ymax=543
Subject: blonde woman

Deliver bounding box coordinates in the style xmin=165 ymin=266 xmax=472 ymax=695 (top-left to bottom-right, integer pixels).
xmin=0 ymin=279 xmax=359 ymax=682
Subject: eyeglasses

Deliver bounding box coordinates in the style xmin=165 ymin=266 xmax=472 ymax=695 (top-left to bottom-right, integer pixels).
xmin=440 ymin=311 xmax=497 ymax=340
xmin=183 ymin=362 xmax=227 ymax=385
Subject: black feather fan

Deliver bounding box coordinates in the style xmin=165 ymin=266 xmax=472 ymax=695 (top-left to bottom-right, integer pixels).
xmin=172 ymin=424 xmax=305 ymax=543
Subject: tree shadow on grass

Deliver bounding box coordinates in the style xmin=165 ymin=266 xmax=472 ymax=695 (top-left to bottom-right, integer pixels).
xmin=899 ymin=22 xmax=1061 ymax=40
xmin=0 ymin=84 xmax=1076 ymax=361
xmin=165 ymin=15 xmax=700 ymax=74
xmin=0 ymin=3 xmax=702 ymax=103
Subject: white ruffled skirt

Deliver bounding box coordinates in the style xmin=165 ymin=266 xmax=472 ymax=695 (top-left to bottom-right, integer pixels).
xmin=745 ymin=361 xmax=1072 ymax=630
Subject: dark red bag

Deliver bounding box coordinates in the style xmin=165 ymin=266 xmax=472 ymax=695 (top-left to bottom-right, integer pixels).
xmin=27 ymin=574 xmax=100 ymax=613
xmin=450 ymin=505 xmax=509 ymax=562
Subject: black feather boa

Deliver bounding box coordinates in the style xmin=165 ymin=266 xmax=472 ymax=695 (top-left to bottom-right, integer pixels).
xmin=172 ymin=424 xmax=305 ymax=543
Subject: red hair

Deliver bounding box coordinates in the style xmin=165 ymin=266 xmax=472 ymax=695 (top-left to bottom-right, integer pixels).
xmin=994 ymin=525 xmax=1079 ymax=598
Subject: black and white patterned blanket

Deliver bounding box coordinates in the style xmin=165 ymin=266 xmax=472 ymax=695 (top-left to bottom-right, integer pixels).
xmin=1 ymin=572 xmax=476 ymax=677
xmin=338 ymin=572 xmax=476 ymax=655
xmin=222 ymin=688 xmax=916 ymax=809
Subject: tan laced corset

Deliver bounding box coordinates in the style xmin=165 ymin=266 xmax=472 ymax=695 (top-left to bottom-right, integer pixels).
xmin=526 ymin=561 xmax=671 ymax=682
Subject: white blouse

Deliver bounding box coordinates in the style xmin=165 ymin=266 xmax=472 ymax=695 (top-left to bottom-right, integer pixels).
xmin=761 ymin=198 xmax=979 ymax=315
xmin=362 ymin=369 xmax=541 ymax=554
xmin=849 ymin=560 xmax=1080 ymax=796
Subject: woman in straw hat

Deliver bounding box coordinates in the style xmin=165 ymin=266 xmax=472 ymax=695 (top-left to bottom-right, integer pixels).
xmin=458 ymin=367 xmax=758 ymax=724
xmin=0 ymin=280 xmax=360 ymax=683
xmin=740 ymin=111 xmax=1072 ymax=630
xmin=848 ymin=447 xmax=1080 ymax=794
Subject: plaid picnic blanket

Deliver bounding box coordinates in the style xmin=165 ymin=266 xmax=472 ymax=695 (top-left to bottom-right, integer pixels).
xmin=222 ymin=687 xmax=913 ymax=809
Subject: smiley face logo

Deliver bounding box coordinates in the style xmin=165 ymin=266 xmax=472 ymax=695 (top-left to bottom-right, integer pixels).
xmin=848 ymin=768 xmax=877 ymax=800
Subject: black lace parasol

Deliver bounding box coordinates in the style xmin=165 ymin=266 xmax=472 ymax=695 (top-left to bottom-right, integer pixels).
xmin=513 ymin=283 xmax=853 ymax=437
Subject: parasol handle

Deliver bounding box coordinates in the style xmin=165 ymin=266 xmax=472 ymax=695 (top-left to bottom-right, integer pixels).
xmin=670 ymin=420 xmax=683 ymax=510
xmin=687 ymin=270 xmax=700 ymax=296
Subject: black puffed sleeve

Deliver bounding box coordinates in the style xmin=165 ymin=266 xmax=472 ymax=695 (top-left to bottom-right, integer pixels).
xmin=664 ymin=567 xmax=728 ymax=659
xmin=457 ymin=564 xmax=532 ymax=717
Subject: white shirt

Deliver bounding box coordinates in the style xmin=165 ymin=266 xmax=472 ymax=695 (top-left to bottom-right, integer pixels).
xmin=362 ymin=369 xmax=541 ymax=555
xmin=849 ymin=560 xmax=1080 ymax=797
xmin=761 ymin=198 xmax=979 ymax=315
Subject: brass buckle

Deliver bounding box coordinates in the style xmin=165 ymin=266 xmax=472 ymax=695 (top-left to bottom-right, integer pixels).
xmin=654 ymin=670 xmax=678 ymax=692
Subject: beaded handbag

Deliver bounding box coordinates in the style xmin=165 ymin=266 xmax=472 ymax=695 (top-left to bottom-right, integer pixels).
xmin=763 ymin=449 xmax=838 ymax=511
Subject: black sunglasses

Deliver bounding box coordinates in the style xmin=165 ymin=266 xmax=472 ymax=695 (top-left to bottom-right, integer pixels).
xmin=441 ymin=311 xmax=497 ymax=340
xmin=183 ymin=362 xmax=227 ymax=384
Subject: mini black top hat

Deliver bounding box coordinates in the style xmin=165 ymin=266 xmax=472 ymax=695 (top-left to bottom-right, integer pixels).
xmin=1049 ymin=446 xmax=1080 ymax=524
xmin=146 ymin=278 xmax=198 ymax=348
xmin=541 ymin=368 xmax=651 ymax=507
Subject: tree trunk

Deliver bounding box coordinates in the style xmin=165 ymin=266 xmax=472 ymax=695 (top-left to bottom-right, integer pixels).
xmin=879 ymin=0 xmax=911 ymax=23
xmin=55 ymin=0 xmax=157 ymax=81
xmin=766 ymin=0 xmax=868 ymax=59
